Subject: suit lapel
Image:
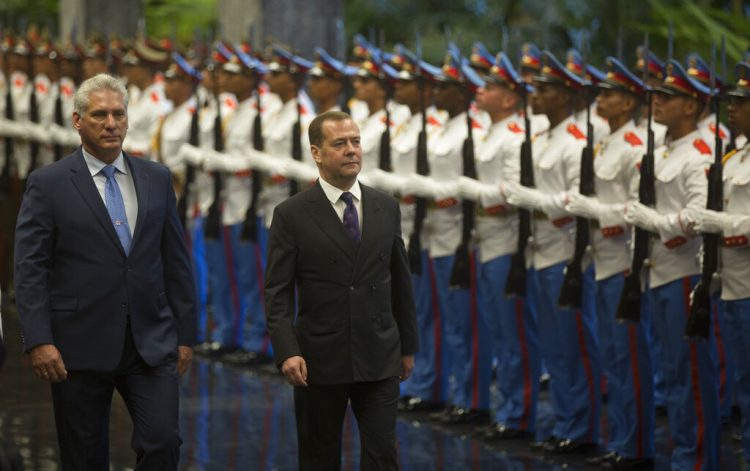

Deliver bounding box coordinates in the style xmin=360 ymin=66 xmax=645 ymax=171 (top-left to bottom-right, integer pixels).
xmin=126 ymin=153 xmax=150 ymax=249
xmin=307 ymin=182 xmax=357 ymax=260
xmin=353 ymin=185 xmax=381 ymax=270
xmin=69 ymin=150 xmax=125 ymax=256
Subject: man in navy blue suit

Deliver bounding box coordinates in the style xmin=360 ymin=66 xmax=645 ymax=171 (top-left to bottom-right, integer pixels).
xmin=14 ymin=73 xmax=197 ymax=470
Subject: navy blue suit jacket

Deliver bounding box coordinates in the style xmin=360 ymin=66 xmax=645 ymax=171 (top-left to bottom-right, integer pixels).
xmin=14 ymin=148 xmax=197 ymax=371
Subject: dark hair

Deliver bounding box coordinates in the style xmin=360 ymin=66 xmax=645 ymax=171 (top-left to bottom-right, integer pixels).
xmin=308 ymin=110 xmax=353 ymax=147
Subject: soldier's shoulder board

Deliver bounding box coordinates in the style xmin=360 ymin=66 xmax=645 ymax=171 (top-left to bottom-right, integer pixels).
xmin=507 ymin=121 xmax=523 ymax=134
xmin=624 ymin=131 xmax=643 ymax=147
xmin=567 ymin=123 xmax=585 ymax=140
xmin=693 ymin=138 xmax=711 ymax=155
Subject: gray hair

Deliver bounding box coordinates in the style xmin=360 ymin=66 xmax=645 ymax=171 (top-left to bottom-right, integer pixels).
xmin=73 ymin=73 xmax=128 ymax=116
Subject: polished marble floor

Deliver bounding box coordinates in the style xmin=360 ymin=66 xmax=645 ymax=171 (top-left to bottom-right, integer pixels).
xmin=0 ymin=306 xmax=748 ymax=471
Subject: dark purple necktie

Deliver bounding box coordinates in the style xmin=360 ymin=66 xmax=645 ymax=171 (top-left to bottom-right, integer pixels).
xmin=340 ymin=191 xmax=361 ymax=246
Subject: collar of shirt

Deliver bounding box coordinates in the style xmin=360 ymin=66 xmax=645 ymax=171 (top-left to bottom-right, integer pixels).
xmin=665 ymin=129 xmax=701 ymax=151
xmin=319 ymin=177 xmax=361 ymax=205
xmin=82 ymin=147 xmax=127 ymax=177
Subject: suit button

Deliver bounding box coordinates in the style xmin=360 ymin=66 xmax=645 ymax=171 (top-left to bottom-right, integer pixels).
xmin=371 ymin=285 xmax=376 ymax=291
xmin=121 ymin=302 xmax=127 ymax=309
xmin=349 ymin=285 xmax=355 ymax=291
xmin=330 ymin=258 xmax=336 ymax=264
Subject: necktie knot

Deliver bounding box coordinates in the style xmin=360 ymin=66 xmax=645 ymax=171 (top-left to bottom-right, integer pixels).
xmin=340 ymin=191 xmax=354 ymax=205
xmin=101 ymin=165 xmax=117 ymax=179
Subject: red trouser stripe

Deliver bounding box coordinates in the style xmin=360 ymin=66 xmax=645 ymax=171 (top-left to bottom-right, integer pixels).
xmin=682 ymin=277 xmax=706 ymax=471
xmin=712 ymin=301 xmax=728 ymax=407
xmin=515 ymin=296 xmax=533 ymax=430
xmin=627 ymin=323 xmax=645 ymax=458
xmin=428 ymin=257 xmax=443 ymax=401
xmin=222 ymin=226 xmax=242 ymax=346
xmin=575 ymin=311 xmax=597 ymax=443
xmin=469 ymin=253 xmax=481 ymax=409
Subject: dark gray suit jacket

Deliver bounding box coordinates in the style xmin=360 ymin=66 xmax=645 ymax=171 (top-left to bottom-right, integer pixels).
xmin=264 ymin=181 xmax=417 ymax=384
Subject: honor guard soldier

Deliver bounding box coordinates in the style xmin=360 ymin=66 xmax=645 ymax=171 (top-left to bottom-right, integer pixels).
xmin=566 ymin=57 xmax=655 ymax=468
xmin=634 ymin=46 xmax=668 ymax=147
xmin=81 ymin=35 xmax=108 ymax=80
xmin=372 ymin=47 xmax=447 ymax=412
xmin=408 ymin=47 xmax=490 ymax=424
xmin=157 ymin=53 xmax=209 ymax=353
xmin=518 ymin=42 xmax=550 ymax=135
xmin=506 ymin=50 xmax=602 ymax=454
xmin=259 ymin=46 xmax=315 ymax=230
xmin=179 ymin=41 xmax=238 ymax=353
xmin=307 ymin=47 xmax=357 ymax=113
xmin=58 ymin=39 xmax=82 ymax=126
xmin=199 ymin=46 xmax=280 ymax=362
xmin=121 ymin=37 xmax=171 ymax=159
xmin=351 ymin=48 xmax=408 ymax=179
xmin=348 ymin=34 xmax=377 ymax=124
xmin=686 ymin=53 xmax=731 ymax=152
xmin=685 ymin=50 xmax=735 ymax=426
xmin=566 ymin=49 xmax=609 ymax=144
xmin=8 ymin=36 xmax=34 ymax=182
xmin=694 ymin=62 xmax=750 ymax=466
xmin=624 ymin=59 xmax=720 ymax=471
xmin=459 ymin=52 xmax=541 ymax=441
xmin=27 ymin=38 xmax=61 ymax=169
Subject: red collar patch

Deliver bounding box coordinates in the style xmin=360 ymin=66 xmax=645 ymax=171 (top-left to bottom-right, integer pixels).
xmin=693 ymin=138 xmax=711 ymax=155
xmin=624 ymin=131 xmax=643 ymax=147
xmin=567 ymin=123 xmax=585 ymax=140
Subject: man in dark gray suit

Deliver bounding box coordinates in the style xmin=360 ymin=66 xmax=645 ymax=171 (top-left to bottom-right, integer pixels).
xmin=265 ymin=110 xmax=417 ymax=471
xmin=14 ymin=73 xmax=196 ymax=470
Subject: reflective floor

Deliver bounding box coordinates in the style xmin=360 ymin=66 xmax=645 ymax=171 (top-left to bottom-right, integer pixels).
xmin=1 ymin=306 xmax=748 ymax=471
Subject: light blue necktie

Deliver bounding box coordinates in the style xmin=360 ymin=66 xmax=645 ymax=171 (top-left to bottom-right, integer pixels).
xmin=101 ymin=165 xmax=132 ymax=254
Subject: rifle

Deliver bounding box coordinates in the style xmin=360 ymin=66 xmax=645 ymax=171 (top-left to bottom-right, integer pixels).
xmin=289 ymin=97 xmax=302 ymax=196
xmin=558 ymin=40 xmax=594 ymax=309
xmin=449 ymin=58 xmax=477 ymax=289
xmin=0 ymin=82 xmax=13 ymax=197
xmin=28 ymin=78 xmax=40 ymax=177
xmin=204 ymin=78 xmax=224 ymax=240
xmin=616 ymin=34 xmax=655 ymax=323
xmin=177 ymin=102 xmax=200 ymax=229
xmin=378 ymin=53 xmax=392 ymax=173
xmin=240 ymin=85 xmax=263 ymax=242
xmin=53 ymin=78 xmax=64 ymax=161
xmin=685 ymin=40 xmax=723 ymax=339
xmin=505 ymin=87 xmax=534 ymax=297
xmin=407 ymin=32 xmax=429 ymax=275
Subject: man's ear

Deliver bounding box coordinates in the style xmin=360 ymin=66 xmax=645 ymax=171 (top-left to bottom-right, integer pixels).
xmin=72 ymin=112 xmax=81 ymax=130
xmin=311 ymin=145 xmax=322 ymax=164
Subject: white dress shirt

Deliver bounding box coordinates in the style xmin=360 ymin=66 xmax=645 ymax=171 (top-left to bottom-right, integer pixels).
xmin=319 ymin=177 xmax=363 ymax=230
xmin=82 ymin=147 xmax=138 ymax=236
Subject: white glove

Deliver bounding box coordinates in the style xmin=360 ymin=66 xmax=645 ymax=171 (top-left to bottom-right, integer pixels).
xmin=565 ymin=192 xmax=605 ymax=219
xmin=368 ymin=168 xmax=408 ymax=194
xmin=457 ymin=176 xmax=482 ymax=201
xmin=26 ymin=122 xmax=51 ymax=144
xmin=204 ymin=150 xmax=250 ymax=173
xmin=284 ymin=159 xmax=319 ymax=183
xmin=0 ymin=119 xmax=28 ymax=139
xmin=407 ymin=174 xmax=458 ymax=200
xmin=505 ymin=181 xmax=566 ymax=213
xmin=624 ymin=202 xmax=668 ymax=232
xmin=178 ymin=143 xmax=206 ymax=166
xmin=694 ymin=208 xmax=732 ymax=234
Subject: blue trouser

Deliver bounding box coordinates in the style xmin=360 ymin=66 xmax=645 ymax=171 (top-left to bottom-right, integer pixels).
xmin=535 ymin=261 xmax=601 ymax=442
xmin=204 ymin=223 xmax=243 ymax=347
xmin=478 ymin=255 xmax=540 ymax=431
xmin=649 ymin=276 xmax=720 ymax=471
xmin=721 ymin=297 xmax=750 ymax=462
xmin=401 ymin=250 xmax=444 ymax=402
xmin=432 ymin=254 xmax=488 ymax=410
xmin=711 ymin=296 xmax=734 ymax=421
xmin=642 ymin=291 xmax=668 ymax=408
xmin=232 ymin=220 xmax=271 ymax=354
xmin=596 ymin=273 xmax=654 ymax=459
xmin=188 ymin=216 xmax=209 ymax=343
